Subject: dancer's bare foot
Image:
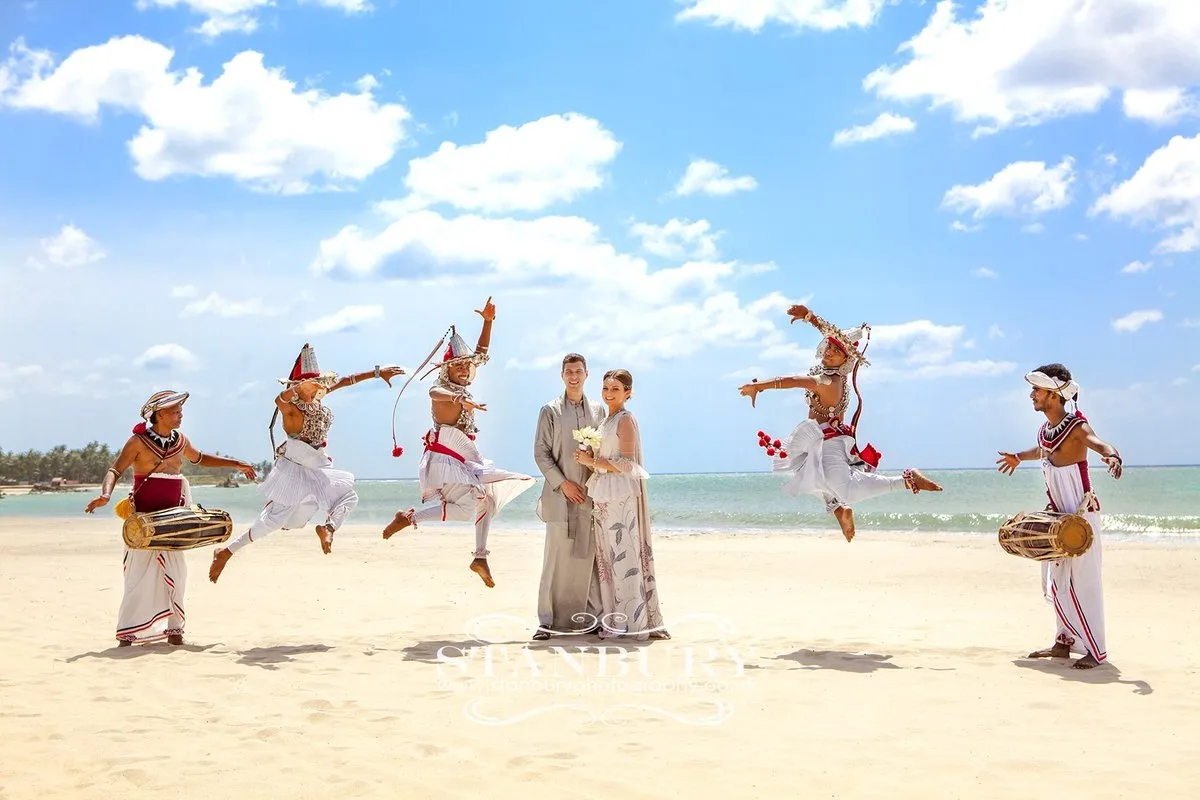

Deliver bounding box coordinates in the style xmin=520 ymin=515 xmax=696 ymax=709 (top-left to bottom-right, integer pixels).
xmin=167 ymin=634 xmax=184 ymax=646
xmin=1072 ymin=653 xmax=1101 ymax=670
xmin=316 ymin=525 xmax=334 ymax=554
xmin=904 ymin=468 xmax=943 ymax=493
xmin=1028 ymin=642 xmax=1071 ymax=659
xmin=382 ymin=509 xmax=413 ymax=540
xmin=470 ymin=557 xmax=495 ymax=588
xmin=833 ymin=506 xmax=855 ymax=542
xmin=209 ymin=548 xmax=232 ymax=583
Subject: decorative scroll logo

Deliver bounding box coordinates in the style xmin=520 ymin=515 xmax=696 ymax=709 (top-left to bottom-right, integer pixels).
xmin=435 ymin=612 xmax=752 ymax=726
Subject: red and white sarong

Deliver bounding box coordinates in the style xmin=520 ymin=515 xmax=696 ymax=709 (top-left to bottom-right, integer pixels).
xmin=411 ymin=425 xmax=534 ymax=556
xmin=117 ymin=474 xmax=189 ymax=644
xmin=1040 ymin=459 xmax=1107 ymax=662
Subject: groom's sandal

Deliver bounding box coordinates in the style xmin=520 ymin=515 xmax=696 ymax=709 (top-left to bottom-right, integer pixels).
xmin=531 ymin=626 xmax=553 ymax=641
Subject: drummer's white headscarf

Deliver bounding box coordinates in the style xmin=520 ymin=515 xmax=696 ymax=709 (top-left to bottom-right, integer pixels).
xmin=1025 ymin=370 xmax=1080 ymax=403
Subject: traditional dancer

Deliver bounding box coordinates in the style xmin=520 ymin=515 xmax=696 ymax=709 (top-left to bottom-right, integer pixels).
xmin=209 ymin=344 xmax=403 ymax=583
xmin=573 ymin=370 xmax=668 ymax=641
xmin=85 ymin=390 xmax=257 ymax=645
xmin=997 ymin=364 xmax=1122 ymax=670
xmin=738 ymin=303 xmax=942 ymax=542
xmin=382 ymin=297 xmax=535 ymax=588
xmin=531 ymin=353 xmax=606 ymax=639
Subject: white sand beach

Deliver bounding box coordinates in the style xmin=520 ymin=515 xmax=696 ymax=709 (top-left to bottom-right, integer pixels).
xmin=1 ymin=517 xmax=1197 ymax=799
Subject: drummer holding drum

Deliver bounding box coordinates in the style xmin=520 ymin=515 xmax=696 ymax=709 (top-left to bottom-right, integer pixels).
xmin=996 ymin=364 xmax=1123 ymax=670
xmin=85 ymin=390 xmax=258 ymax=647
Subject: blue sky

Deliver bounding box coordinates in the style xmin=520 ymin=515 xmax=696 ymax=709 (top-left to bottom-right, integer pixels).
xmin=1 ymin=0 xmax=1197 ymax=477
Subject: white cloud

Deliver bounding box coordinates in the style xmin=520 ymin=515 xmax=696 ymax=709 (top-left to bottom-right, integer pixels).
xmin=943 ymin=157 xmax=1074 ymax=219
xmin=1172 ymin=377 xmax=1189 ymax=387
xmin=170 ymin=284 xmax=198 ymax=298
xmin=387 ymin=113 xmax=620 ymax=215
xmin=39 ymin=224 xmax=105 ymax=267
xmin=0 ymin=36 xmax=411 ymax=193
xmin=859 ymin=320 xmax=1016 ymax=381
xmin=312 ymin=203 xmax=785 ymax=367
xmin=832 ymin=112 xmax=915 ymax=146
xmin=863 ymin=0 xmax=1200 ymax=135
xmin=1091 ymin=134 xmax=1200 ymax=254
xmin=1111 ymin=309 xmax=1164 ymax=333
xmin=1021 ymin=222 xmax=1044 ymax=234
xmin=988 ymin=324 xmax=1004 ymax=339
xmin=180 ymin=292 xmax=277 ymax=317
xmin=1122 ymin=87 xmax=1198 ymax=125
xmin=134 ymin=343 xmax=200 ymax=371
xmin=304 ymin=0 xmax=371 ymax=11
xmin=630 ymin=218 xmax=721 ymax=260
xmin=235 ymin=381 xmax=259 ymax=397
xmin=1193 ymin=363 xmax=1200 ymax=371
xmin=673 ymin=158 xmax=757 ymax=197
xmin=973 ymin=266 xmax=997 ymax=279
xmin=137 ymin=0 xmax=370 ymax=39
xmin=950 ymin=220 xmax=980 ymax=233
xmin=675 ymin=0 xmax=888 ymax=31
xmin=1074 ymin=233 xmax=1088 ymax=241
xmin=1185 ymin=320 xmax=1200 ymax=329
xmin=1121 ymin=260 xmax=1152 ymax=274
xmin=298 ymin=304 xmax=384 ymax=335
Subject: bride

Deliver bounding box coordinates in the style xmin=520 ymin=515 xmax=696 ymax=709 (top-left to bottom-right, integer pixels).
xmin=574 ymin=369 xmax=669 ymax=641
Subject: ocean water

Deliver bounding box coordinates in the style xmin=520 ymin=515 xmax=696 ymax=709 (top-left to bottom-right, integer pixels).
xmin=2 ymin=467 xmax=1197 ymax=540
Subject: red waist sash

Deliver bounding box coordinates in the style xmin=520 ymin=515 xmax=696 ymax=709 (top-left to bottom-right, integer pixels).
xmin=423 ymin=430 xmax=466 ymax=462
xmin=132 ymin=475 xmax=185 ymax=513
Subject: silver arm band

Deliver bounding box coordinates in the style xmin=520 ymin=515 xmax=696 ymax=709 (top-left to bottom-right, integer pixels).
xmin=374 ymin=365 xmax=381 ymax=379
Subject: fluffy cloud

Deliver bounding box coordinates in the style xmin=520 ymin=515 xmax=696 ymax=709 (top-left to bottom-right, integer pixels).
xmin=0 ymin=36 xmax=410 ymax=193
xmin=1091 ymin=134 xmax=1200 ymax=253
xmin=297 ymin=304 xmax=384 ymax=335
xmin=863 ymin=0 xmax=1200 ymax=134
xmin=180 ymin=292 xmax=277 ymax=318
xmin=39 ymin=224 xmax=105 ymax=267
xmin=831 ymin=112 xmax=915 ymax=146
xmin=384 ymin=113 xmax=621 ymax=215
xmin=853 ymin=320 xmax=1016 ymax=381
xmin=1112 ymin=309 xmax=1164 ymax=332
xmin=630 ymin=218 xmax=721 ymax=260
xmin=942 ymin=158 xmax=1074 ymax=219
xmin=1122 ymin=88 xmax=1199 ymax=125
xmin=973 ymin=266 xmax=997 ymax=279
xmin=672 ymin=158 xmax=757 ymax=197
xmin=1121 ymin=260 xmax=1152 ymax=274
xmin=988 ymin=324 xmax=1004 ymax=339
xmin=137 ymin=0 xmax=371 ymax=39
xmin=675 ymin=0 xmax=888 ymax=32
xmin=134 ymin=343 xmax=200 ymax=371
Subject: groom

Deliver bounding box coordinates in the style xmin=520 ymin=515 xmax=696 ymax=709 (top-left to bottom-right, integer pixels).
xmin=531 ymin=353 xmax=606 ymax=640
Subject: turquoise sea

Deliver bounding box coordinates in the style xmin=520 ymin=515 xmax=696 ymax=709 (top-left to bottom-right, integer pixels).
xmin=2 ymin=467 xmax=1197 ymax=540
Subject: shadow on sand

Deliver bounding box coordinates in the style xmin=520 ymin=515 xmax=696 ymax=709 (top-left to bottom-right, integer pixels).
xmin=235 ymin=644 xmax=333 ymax=670
xmin=64 ymin=642 xmax=219 ymax=662
xmin=1012 ymin=657 xmax=1153 ymax=694
xmin=772 ymin=648 xmax=905 ymax=674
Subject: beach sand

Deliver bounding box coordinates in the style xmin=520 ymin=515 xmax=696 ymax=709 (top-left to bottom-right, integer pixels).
xmin=1 ymin=517 xmax=1197 ymax=799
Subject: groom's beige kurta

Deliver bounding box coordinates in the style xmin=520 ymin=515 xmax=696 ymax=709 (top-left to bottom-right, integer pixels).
xmin=534 ymin=393 xmax=606 ymax=631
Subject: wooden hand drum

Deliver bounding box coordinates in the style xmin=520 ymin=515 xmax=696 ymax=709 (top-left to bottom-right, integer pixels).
xmin=998 ymin=510 xmax=1094 ymax=561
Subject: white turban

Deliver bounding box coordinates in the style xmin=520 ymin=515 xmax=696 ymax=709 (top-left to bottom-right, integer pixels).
xmin=1025 ymin=371 xmax=1080 ymax=402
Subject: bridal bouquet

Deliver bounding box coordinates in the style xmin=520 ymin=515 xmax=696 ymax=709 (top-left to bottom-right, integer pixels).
xmin=573 ymin=426 xmax=603 ymax=451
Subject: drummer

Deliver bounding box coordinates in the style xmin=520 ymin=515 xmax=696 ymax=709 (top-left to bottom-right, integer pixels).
xmin=996 ymin=364 xmax=1123 ymax=670
xmin=86 ymin=390 xmax=257 ymax=647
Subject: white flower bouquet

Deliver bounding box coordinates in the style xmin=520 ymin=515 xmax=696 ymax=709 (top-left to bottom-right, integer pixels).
xmin=572 ymin=426 xmax=603 ymax=451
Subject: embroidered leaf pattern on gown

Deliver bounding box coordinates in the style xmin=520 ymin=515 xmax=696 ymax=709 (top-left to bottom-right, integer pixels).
xmin=589 ymin=409 xmax=664 ymax=639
